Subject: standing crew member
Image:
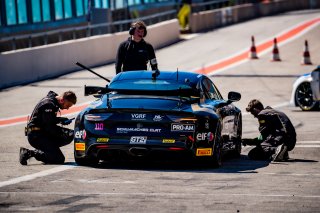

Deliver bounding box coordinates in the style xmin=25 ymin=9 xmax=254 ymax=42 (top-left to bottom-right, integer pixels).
xmin=115 ymin=20 xmax=158 ymax=74
xmin=242 ymin=99 xmax=296 ymax=162
xmin=20 ymin=91 xmax=77 ymax=165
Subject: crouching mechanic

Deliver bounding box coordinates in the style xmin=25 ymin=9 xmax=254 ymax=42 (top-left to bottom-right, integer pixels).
xmin=243 ymin=99 xmax=296 ymax=162
xmin=20 ymin=91 xmax=77 ymax=165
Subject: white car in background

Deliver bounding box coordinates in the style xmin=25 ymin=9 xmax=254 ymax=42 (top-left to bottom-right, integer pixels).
xmin=290 ymin=66 xmax=320 ymax=111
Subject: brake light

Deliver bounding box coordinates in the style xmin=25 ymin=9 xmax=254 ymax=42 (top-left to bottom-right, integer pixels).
xmin=96 ymin=145 xmax=109 ymax=149
xmin=168 ymin=147 xmax=185 ymax=151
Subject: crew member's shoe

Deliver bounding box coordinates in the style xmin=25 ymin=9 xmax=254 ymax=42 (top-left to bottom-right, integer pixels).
xmin=272 ymin=144 xmax=288 ymax=162
xmin=19 ymin=147 xmax=31 ymax=165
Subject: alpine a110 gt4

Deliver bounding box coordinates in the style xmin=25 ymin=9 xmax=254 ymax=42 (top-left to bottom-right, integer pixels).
xmin=74 ymin=68 xmax=242 ymax=167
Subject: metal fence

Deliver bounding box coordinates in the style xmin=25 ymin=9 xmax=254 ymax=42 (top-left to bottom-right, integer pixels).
xmin=0 ymin=0 xmax=252 ymax=52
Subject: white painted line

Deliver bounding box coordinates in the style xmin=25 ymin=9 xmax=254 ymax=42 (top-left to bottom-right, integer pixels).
xmin=296 ymin=141 xmax=320 ymax=144
xmin=0 ymin=164 xmax=76 ymax=188
xmin=295 ymin=145 xmax=320 ymax=148
xmin=0 ymin=191 xmax=319 ymax=198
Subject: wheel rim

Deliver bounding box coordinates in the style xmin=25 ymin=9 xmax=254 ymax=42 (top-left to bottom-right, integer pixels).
xmin=295 ymin=82 xmax=316 ymax=110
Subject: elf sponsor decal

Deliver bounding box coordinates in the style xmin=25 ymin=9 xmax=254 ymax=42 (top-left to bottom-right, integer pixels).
xmin=162 ymin=139 xmax=175 ymax=143
xmin=97 ymin=138 xmax=109 ymax=143
xmin=130 ymin=136 xmax=147 ymax=144
xmin=75 ymin=143 xmax=85 ymax=151
xmin=196 ymin=148 xmax=212 ymax=156
xmin=131 ymin=114 xmax=146 ymax=121
xmin=75 ymin=130 xmax=86 ymax=140
xmin=117 ymin=127 xmax=161 ymax=133
xmin=171 ymin=124 xmax=195 ymax=132
xmin=196 ymin=132 xmax=214 ymax=141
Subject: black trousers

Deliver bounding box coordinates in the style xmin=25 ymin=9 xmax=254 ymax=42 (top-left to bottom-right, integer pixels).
xmin=27 ymin=129 xmax=73 ymax=164
xmin=247 ymin=136 xmax=281 ymax=161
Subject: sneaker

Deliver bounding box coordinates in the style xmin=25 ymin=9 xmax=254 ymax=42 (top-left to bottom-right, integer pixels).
xmin=272 ymin=144 xmax=288 ymax=162
xmin=19 ymin=147 xmax=31 ymax=165
xmin=283 ymin=151 xmax=289 ymax=161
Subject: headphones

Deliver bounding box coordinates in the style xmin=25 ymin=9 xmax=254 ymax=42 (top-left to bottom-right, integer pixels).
xmin=129 ymin=21 xmax=147 ymax=37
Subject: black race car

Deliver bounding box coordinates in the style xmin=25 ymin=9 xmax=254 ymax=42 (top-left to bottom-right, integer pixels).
xmin=74 ymin=67 xmax=242 ymax=167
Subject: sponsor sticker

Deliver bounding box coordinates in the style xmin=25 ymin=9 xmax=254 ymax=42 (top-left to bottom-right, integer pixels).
xmin=130 ymin=136 xmax=147 ymax=144
xmin=196 ymin=148 xmax=212 ymax=156
xmin=171 ymin=124 xmax=195 ymax=132
xmin=131 ymin=114 xmax=147 ymax=120
xmin=117 ymin=128 xmax=161 ymax=133
xmin=95 ymin=123 xmax=104 ymax=130
xmin=162 ymin=139 xmax=175 ymax=143
xmin=75 ymin=130 xmax=86 ymax=140
xmin=97 ymin=138 xmax=109 ymax=143
xmin=196 ymin=132 xmax=214 ymax=141
xmin=153 ymin=115 xmax=164 ymax=122
xmin=75 ymin=143 xmax=85 ymax=151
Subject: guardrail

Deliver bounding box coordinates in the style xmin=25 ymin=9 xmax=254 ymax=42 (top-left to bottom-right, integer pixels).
xmin=0 ymin=10 xmax=177 ymax=52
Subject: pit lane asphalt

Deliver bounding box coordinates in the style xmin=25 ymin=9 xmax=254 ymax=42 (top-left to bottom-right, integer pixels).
xmin=0 ymin=10 xmax=320 ymax=212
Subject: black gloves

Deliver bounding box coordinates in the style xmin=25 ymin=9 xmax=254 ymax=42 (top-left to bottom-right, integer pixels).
xmin=57 ymin=117 xmax=74 ymax=125
xmin=241 ymin=138 xmax=262 ymax=146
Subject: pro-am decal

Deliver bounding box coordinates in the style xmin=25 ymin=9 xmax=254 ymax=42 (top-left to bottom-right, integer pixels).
xmin=130 ymin=136 xmax=147 ymax=144
xmin=196 ymin=148 xmax=212 ymax=156
xmin=171 ymin=123 xmax=195 ymax=132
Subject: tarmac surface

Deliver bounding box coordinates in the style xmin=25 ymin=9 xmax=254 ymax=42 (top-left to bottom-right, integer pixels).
xmin=0 ymin=10 xmax=320 ymax=212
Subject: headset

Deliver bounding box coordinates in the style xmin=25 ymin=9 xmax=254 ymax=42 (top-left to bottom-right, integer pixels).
xmin=129 ymin=21 xmax=147 ymax=37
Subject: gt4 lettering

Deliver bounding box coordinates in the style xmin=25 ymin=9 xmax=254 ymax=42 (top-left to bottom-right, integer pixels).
xmin=130 ymin=136 xmax=147 ymax=144
xmin=171 ymin=124 xmax=195 ymax=132
xmin=196 ymin=148 xmax=212 ymax=156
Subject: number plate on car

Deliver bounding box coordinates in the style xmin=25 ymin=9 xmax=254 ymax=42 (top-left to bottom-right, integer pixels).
xmin=130 ymin=136 xmax=147 ymax=144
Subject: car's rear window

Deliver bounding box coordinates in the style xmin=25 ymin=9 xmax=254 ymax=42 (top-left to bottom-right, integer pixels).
xmin=109 ymin=79 xmax=193 ymax=91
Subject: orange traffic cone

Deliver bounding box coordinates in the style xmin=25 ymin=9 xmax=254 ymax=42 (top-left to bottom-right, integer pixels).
xmin=271 ymin=38 xmax=281 ymax=61
xmin=301 ymin=40 xmax=312 ymax=65
xmin=249 ymin=36 xmax=258 ymax=59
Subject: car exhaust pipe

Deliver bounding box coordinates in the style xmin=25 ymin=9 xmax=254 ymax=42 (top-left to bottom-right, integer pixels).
xmin=129 ymin=147 xmax=149 ymax=157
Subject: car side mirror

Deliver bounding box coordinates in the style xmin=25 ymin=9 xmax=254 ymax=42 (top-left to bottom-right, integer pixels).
xmin=228 ymin=91 xmax=241 ymax=102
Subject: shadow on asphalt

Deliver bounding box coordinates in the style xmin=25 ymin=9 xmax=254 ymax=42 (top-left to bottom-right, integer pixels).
xmin=77 ymin=154 xmax=270 ymax=174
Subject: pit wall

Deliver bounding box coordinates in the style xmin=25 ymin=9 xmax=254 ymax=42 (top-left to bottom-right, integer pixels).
xmin=189 ymin=0 xmax=320 ymax=32
xmin=1 ymin=0 xmax=319 ymax=89
xmin=0 ymin=20 xmax=180 ymax=89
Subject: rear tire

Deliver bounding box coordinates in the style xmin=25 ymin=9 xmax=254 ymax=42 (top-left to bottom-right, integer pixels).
xmin=295 ymin=82 xmax=319 ymax=111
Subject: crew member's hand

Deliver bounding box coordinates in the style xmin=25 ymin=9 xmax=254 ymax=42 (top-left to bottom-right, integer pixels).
xmin=58 ymin=117 xmax=74 ymax=125
xmin=241 ymin=138 xmax=253 ymax=146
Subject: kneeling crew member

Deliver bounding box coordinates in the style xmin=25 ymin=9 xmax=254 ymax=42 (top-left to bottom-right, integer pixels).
xmin=243 ymin=99 xmax=296 ymax=162
xmin=20 ymin=91 xmax=77 ymax=165
xmin=115 ymin=20 xmax=158 ymax=74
